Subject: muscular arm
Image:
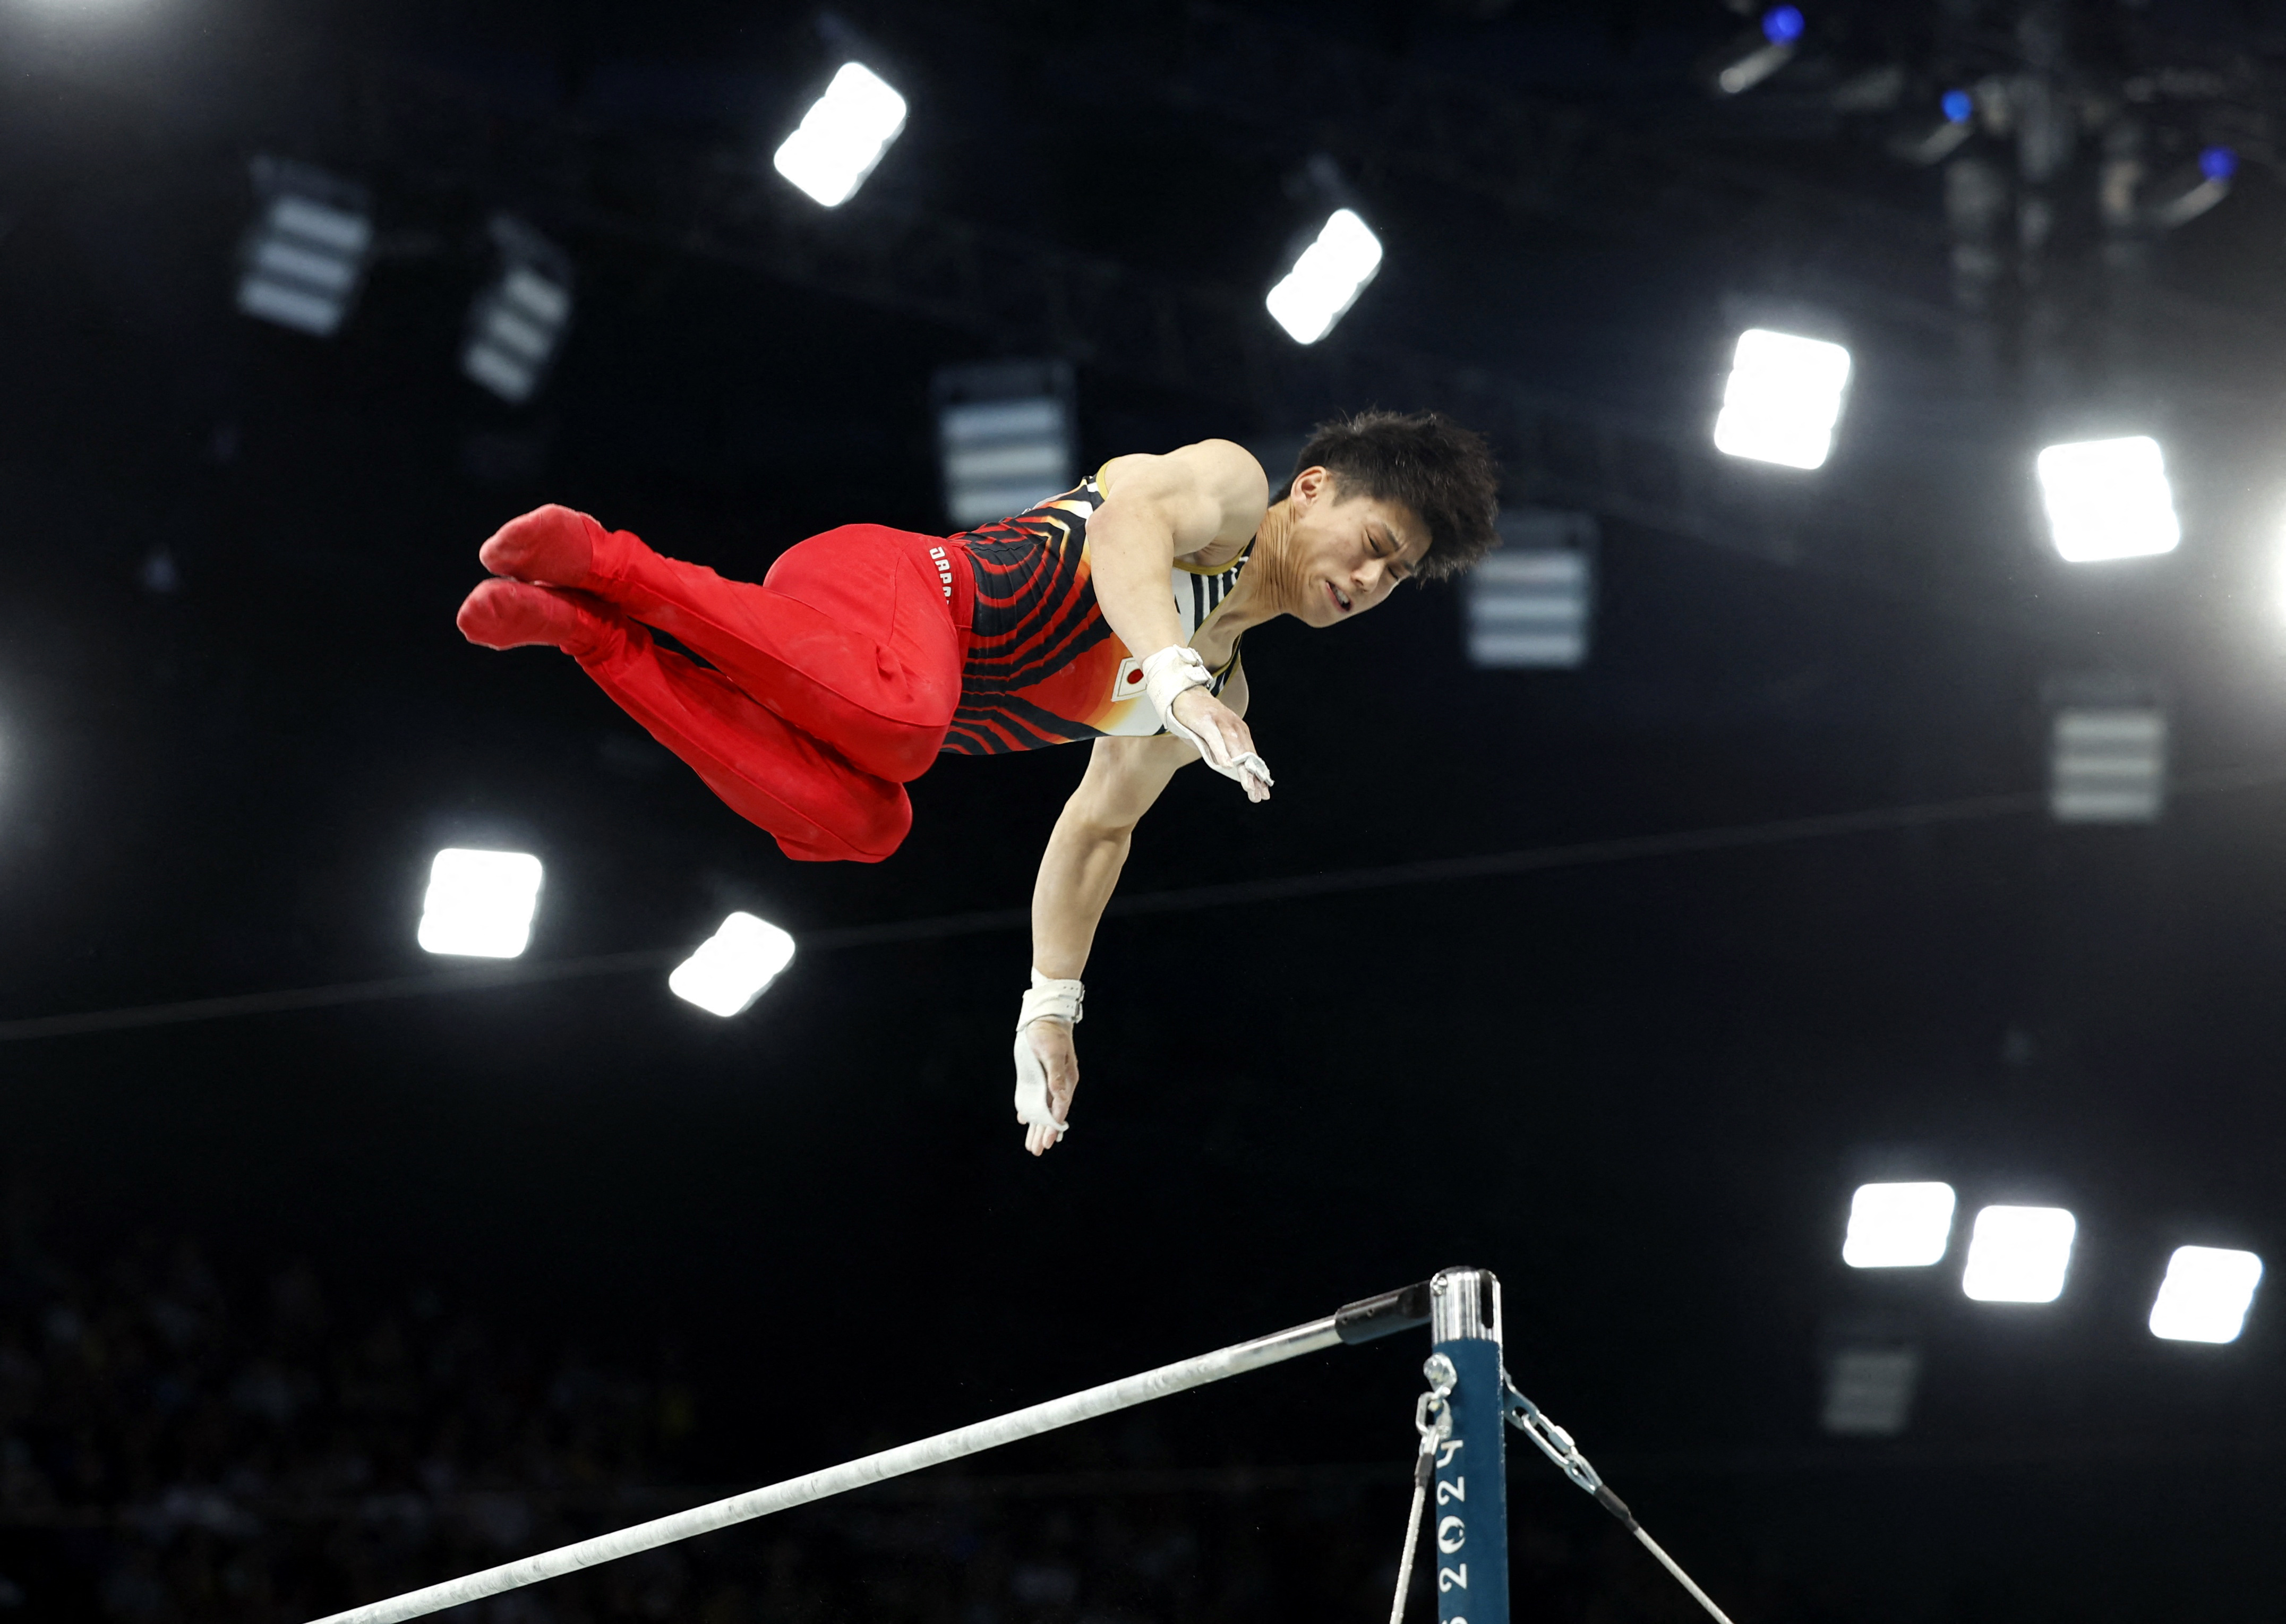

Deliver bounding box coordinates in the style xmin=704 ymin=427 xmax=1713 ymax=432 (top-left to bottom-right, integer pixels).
xmin=1086 ymin=440 xmax=1274 ymax=799
xmin=1087 ymin=440 xmax=1269 ymax=666
xmin=1032 ymin=733 xmax=1198 ymax=979
xmin=1015 ymin=666 xmax=1250 ymax=1154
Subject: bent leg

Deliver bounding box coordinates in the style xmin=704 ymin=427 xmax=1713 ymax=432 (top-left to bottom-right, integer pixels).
xmin=460 ymin=580 xmax=911 ymax=864
xmin=602 ymin=525 xmax=957 ymax=785
xmin=480 ymin=508 xmax=957 ymax=784
xmin=590 ymin=629 xmax=912 ymax=864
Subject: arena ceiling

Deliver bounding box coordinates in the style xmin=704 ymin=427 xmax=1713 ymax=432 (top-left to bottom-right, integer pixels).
xmin=2 ymin=2 xmax=2284 ymax=1617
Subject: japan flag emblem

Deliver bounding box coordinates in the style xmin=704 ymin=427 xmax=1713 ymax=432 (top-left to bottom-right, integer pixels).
xmin=1112 ymin=655 xmax=1147 ymax=702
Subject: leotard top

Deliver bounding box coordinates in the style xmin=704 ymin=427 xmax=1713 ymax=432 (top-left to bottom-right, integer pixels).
xmin=941 ymin=473 xmax=1250 ymax=755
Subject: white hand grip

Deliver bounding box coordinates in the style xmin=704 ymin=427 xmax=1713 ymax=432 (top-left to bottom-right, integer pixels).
xmin=1012 ymin=971 xmax=1082 ymax=1138
xmin=1144 ymin=645 xmax=1273 ymax=794
xmin=1012 ymin=1028 xmax=1069 ymax=1139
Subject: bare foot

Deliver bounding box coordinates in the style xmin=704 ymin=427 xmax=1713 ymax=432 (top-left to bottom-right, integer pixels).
xmin=456 ymin=579 xmax=619 ymax=659
xmin=478 ymin=503 xmax=601 ymax=587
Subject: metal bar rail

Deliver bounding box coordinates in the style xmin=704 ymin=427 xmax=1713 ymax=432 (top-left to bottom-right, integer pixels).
xmin=307 ymin=1279 xmax=1437 ymax=1624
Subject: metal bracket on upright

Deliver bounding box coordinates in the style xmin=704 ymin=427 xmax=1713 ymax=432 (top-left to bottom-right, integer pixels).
xmin=1429 ymin=1267 xmax=1510 ymax=1624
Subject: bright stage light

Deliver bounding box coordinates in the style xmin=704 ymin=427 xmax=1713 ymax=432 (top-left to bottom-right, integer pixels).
xmin=1941 ymin=89 xmax=1974 ymax=123
xmin=2036 ymin=437 xmax=2180 ymax=561
xmin=1961 ymin=1205 xmax=2077 ymax=1303
xmin=669 ymin=912 xmax=798 ymax=1018
xmin=1712 ymin=329 xmax=1852 ymax=469
xmin=236 ymin=159 xmax=373 ymax=338
xmin=463 ymin=217 xmax=573 ymax=405
xmin=772 ymin=62 xmax=907 ymax=208
xmin=1265 ymin=209 xmax=1383 ymax=345
xmin=2149 ymin=1246 xmax=2263 ymax=1344
xmin=416 ymin=849 xmax=543 ymax=960
xmin=1842 ymin=1182 xmax=1957 ymax=1268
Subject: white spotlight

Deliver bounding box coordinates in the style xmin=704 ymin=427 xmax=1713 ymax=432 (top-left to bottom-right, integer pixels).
xmin=1265 ymin=209 xmax=1384 ymax=345
xmin=1842 ymin=1182 xmax=1958 ymax=1269
xmin=2036 ymin=437 xmax=2180 ymax=562
xmin=668 ymin=912 xmax=798 ymax=1018
xmin=1961 ymin=1205 xmax=2077 ymax=1303
xmin=416 ymin=849 xmax=543 ymax=960
xmin=236 ymin=158 xmax=374 ymax=338
xmin=2149 ymin=1246 xmax=2264 ymax=1344
xmin=1713 ymin=329 xmax=1852 ymax=469
xmin=772 ymin=62 xmax=907 ymax=208
xmin=463 ymin=217 xmax=573 ymax=405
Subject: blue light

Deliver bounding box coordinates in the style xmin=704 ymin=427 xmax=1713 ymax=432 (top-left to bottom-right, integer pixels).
xmin=2199 ymin=146 xmax=2238 ymax=182
xmin=1762 ymin=5 xmax=1805 ymax=44
xmin=1941 ymin=89 xmax=1974 ymax=125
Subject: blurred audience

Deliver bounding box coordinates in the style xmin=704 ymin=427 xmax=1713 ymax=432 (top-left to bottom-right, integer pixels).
xmin=0 ymin=1221 xmax=708 ymax=1621
xmin=0 ymin=1219 xmax=1826 ymax=1623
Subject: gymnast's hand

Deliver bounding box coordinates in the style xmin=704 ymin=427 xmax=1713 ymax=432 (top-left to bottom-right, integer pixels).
xmin=1016 ymin=1017 xmax=1079 ymax=1157
xmin=1168 ymin=687 xmax=1272 ymax=804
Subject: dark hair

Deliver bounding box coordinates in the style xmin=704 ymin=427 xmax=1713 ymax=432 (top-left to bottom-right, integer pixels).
xmin=1285 ymin=409 xmax=1501 ymax=580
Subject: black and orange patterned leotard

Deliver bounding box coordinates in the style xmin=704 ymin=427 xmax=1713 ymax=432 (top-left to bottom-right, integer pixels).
xmin=943 ymin=474 xmax=1249 ymax=755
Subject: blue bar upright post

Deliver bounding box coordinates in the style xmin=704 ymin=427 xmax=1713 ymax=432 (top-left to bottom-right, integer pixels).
xmin=1431 ymin=1267 xmax=1509 ymax=1624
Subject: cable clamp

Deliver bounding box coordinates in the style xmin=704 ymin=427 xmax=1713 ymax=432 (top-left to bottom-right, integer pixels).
xmin=1502 ymin=1376 xmax=1608 ymax=1498
xmin=1501 ymin=1374 xmax=1735 ymax=1624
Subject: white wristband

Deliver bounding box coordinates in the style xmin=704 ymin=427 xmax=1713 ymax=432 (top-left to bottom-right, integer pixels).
xmin=1141 ymin=644 xmax=1214 ymax=733
xmin=1017 ymin=968 xmax=1084 ymax=1030
xmin=1140 ymin=643 xmax=1274 ymax=797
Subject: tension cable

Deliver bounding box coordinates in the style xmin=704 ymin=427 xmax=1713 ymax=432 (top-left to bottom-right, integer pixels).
xmin=1503 ymin=1375 xmax=1739 ymax=1624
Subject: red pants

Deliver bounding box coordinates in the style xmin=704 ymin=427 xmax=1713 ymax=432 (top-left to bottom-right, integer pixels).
xmin=571 ymin=521 xmax=972 ymax=863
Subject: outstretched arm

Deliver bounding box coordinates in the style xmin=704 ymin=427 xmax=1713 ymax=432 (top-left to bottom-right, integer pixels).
xmin=1088 ymin=441 xmax=1273 ymax=799
xmin=1013 ymin=669 xmax=1250 ymax=1155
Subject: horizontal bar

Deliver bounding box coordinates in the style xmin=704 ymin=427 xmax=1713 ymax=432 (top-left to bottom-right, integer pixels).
xmin=307 ymin=1306 xmax=1368 ymax=1624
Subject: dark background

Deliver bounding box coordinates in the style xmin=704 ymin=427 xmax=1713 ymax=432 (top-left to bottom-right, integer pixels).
xmin=2 ymin=1 xmax=2284 ymax=1619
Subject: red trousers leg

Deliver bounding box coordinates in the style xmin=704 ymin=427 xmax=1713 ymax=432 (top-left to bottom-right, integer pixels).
xmin=577 ymin=520 xmax=961 ymax=785
xmin=572 ymin=607 xmax=914 ymax=864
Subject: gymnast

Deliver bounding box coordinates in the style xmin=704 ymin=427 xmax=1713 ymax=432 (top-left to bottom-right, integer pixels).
xmin=456 ymin=409 xmax=1501 ymax=1155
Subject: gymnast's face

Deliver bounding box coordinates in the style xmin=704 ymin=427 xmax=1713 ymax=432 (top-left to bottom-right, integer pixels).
xmin=1282 ymin=466 xmax=1430 ymax=628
